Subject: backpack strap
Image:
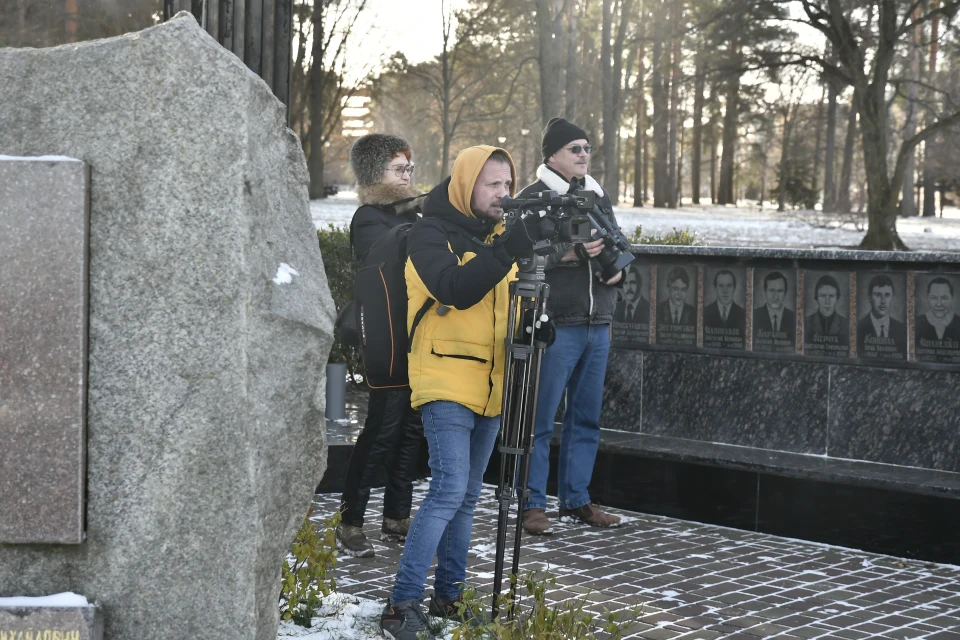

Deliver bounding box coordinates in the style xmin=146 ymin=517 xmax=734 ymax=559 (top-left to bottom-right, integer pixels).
xmin=407 ymin=298 xmax=436 ymax=353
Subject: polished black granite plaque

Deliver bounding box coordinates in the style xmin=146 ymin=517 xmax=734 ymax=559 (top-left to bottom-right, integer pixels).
xmin=703 ymin=266 xmax=747 ymax=350
xmin=855 ymin=271 xmax=907 ymax=361
xmin=611 ymin=263 xmax=651 ymax=348
xmin=828 ymin=365 xmax=960 ymax=473
xmin=752 ymin=268 xmax=797 ymax=355
xmin=638 ymin=352 xmax=828 ymax=454
xmin=655 ymin=264 xmax=698 ymax=347
xmin=913 ymin=272 xmax=960 ymax=365
xmin=802 ymin=270 xmax=852 ymax=358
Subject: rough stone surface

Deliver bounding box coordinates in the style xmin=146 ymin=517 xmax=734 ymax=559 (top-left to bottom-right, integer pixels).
xmin=0 ymin=158 xmax=89 ymax=544
xmin=0 ymin=14 xmax=334 ymax=640
xmin=0 ymin=606 xmax=103 ymax=640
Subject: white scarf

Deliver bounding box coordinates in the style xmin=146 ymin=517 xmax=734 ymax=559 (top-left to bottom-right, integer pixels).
xmin=535 ymin=164 xmax=604 ymax=197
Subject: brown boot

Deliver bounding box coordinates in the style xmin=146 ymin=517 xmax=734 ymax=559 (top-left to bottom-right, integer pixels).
xmin=522 ymin=508 xmax=554 ymax=536
xmin=559 ymin=503 xmax=621 ymax=528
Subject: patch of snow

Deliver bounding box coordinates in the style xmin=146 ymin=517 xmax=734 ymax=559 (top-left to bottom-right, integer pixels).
xmin=0 ymin=155 xmax=81 ymax=162
xmin=862 ymin=559 xmax=873 ymax=568
xmin=273 ymin=263 xmax=300 ymax=285
xmin=0 ymin=593 xmax=89 ymax=607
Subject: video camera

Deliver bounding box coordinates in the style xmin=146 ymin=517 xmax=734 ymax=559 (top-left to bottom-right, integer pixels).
xmin=501 ymin=189 xmax=635 ymax=281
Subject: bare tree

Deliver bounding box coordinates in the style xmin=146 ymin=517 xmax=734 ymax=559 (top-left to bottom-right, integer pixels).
xmin=601 ymin=0 xmax=635 ymax=202
xmin=537 ymin=0 xmax=566 ymax=127
xmin=305 ymin=0 xmax=369 ymax=199
xmin=795 ymin=0 xmax=960 ymax=249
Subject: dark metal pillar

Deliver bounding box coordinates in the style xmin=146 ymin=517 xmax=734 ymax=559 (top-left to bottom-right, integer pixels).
xmin=164 ymin=0 xmax=293 ymax=114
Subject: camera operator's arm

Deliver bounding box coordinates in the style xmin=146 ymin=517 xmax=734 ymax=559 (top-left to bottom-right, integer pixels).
xmin=408 ymin=220 xmax=513 ymax=310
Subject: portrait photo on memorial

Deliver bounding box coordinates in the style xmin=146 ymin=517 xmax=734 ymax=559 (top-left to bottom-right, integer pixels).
xmin=655 ymin=264 xmax=698 ymax=347
xmin=703 ymin=266 xmax=746 ymax=350
xmin=856 ymin=272 xmax=907 ymax=361
xmin=803 ymin=270 xmax=851 ymax=358
xmin=752 ymin=268 xmax=797 ymax=354
xmin=914 ymin=273 xmax=960 ymax=365
xmin=612 ymin=261 xmax=651 ymax=348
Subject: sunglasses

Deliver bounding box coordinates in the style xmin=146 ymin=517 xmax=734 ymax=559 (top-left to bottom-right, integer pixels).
xmin=564 ymin=144 xmax=593 ymax=155
xmin=386 ymin=164 xmax=415 ymax=177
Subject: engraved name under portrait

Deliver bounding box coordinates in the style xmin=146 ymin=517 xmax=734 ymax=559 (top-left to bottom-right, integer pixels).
xmin=856 ymin=272 xmax=907 ymax=361
xmin=612 ymin=263 xmax=651 ymax=347
xmin=703 ymin=267 xmax=746 ymax=350
xmin=752 ymin=269 xmax=797 ymax=354
xmin=915 ymin=274 xmax=960 ymax=364
xmin=803 ymin=272 xmax=851 ymax=358
xmin=656 ymin=265 xmax=697 ymax=347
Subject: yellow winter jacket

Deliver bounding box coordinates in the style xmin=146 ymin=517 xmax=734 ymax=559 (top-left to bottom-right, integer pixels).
xmin=405 ymin=146 xmax=518 ymax=416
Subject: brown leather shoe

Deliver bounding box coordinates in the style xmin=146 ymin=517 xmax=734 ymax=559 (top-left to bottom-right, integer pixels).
xmin=522 ymin=508 xmax=554 ymax=536
xmin=559 ymin=503 xmax=621 ymax=528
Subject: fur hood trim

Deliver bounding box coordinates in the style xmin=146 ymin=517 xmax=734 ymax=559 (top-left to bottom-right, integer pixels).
xmin=357 ymin=183 xmax=423 ymax=213
xmin=535 ymin=164 xmax=604 ymax=197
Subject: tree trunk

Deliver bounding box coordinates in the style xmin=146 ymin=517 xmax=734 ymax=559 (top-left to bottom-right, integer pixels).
xmin=565 ymin=0 xmax=579 ymax=119
xmin=633 ymin=21 xmax=646 ymax=207
xmin=812 ymin=85 xmax=825 ymax=205
xmin=601 ymin=0 xmax=616 ymax=198
xmin=65 ymin=0 xmax=78 ymax=43
xmin=643 ymin=126 xmax=649 ymax=202
xmin=778 ymin=107 xmax=792 ymax=212
xmin=900 ymin=13 xmax=922 ymax=217
xmin=691 ymin=53 xmax=705 ymax=204
xmin=837 ymin=98 xmax=856 ymax=214
xmin=856 ymin=89 xmax=908 ymax=250
xmin=666 ymin=0 xmax=682 ymax=208
xmin=717 ymin=46 xmax=740 ymax=206
xmin=710 ymin=135 xmax=717 ymax=204
xmin=651 ymin=1 xmax=668 ymax=208
xmin=823 ymin=77 xmax=838 ymax=212
xmin=307 ymin=1 xmax=327 ymax=199
xmin=922 ymin=1 xmax=941 ymax=218
xmin=537 ymin=0 xmax=565 ymax=127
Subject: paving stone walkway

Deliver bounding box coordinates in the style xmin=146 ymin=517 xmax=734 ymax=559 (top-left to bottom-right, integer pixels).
xmin=313 ymin=482 xmax=960 ymax=639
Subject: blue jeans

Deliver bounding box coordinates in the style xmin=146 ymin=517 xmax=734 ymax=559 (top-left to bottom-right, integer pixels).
xmin=390 ymin=401 xmax=500 ymax=603
xmin=526 ymin=324 xmax=610 ymax=512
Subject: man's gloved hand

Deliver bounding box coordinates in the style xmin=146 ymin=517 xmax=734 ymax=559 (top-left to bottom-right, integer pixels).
xmin=502 ymin=214 xmax=540 ymax=258
xmin=522 ymin=309 xmax=557 ymax=347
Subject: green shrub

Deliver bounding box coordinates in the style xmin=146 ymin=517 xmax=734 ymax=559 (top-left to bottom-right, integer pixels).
xmin=629 ymin=224 xmax=705 ymax=246
xmin=317 ymin=225 xmax=364 ymax=380
xmin=279 ymin=508 xmax=340 ymax=628
xmin=443 ymin=570 xmax=640 ymax=639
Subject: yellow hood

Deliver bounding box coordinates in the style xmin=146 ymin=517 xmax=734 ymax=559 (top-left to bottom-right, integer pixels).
xmin=448 ymin=145 xmax=517 ymax=218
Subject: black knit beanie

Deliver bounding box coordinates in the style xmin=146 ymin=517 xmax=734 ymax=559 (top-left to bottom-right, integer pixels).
xmin=541 ymin=117 xmax=589 ymax=162
xmin=349 ymin=133 xmax=412 ymax=186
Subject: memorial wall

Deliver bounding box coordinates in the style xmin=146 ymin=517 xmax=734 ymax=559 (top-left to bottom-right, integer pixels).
xmin=601 ymin=245 xmax=960 ymax=475
xmin=611 ymin=247 xmax=960 ymax=369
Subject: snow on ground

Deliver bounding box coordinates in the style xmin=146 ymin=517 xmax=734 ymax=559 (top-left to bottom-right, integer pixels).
xmin=277 ymin=592 xmax=460 ymax=640
xmin=312 ymin=193 xmax=960 ymax=252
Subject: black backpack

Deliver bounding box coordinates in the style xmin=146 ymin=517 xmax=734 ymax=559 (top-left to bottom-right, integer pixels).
xmin=352 ymin=224 xmax=434 ymax=388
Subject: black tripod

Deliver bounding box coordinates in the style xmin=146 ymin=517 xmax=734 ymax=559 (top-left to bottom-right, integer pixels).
xmin=491 ymin=254 xmax=551 ymax=620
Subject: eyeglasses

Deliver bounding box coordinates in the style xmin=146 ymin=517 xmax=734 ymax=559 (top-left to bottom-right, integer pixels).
xmin=386 ymin=163 xmax=415 ymax=177
xmin=564 ymin=144 xmax=593 ymax=155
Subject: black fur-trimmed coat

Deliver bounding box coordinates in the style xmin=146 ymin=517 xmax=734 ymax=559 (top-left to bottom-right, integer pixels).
xmin=349 ymin=184 xmax=424 ymax=262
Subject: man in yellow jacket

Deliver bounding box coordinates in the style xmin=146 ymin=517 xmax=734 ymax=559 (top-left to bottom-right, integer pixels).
xmin=380 ymin=146 xmax=535 ymax=639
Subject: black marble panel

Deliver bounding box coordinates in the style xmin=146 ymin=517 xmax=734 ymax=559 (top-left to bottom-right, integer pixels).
xmin=600 ymin=348 xmax=643 ymax=432
xmin=596 ymin=431 xmax=960 ymax=498
xmin=829 ymin=366 xmax=960 ymax=473
xmin=640 ymin=352 xmax=829 ymax=454
xmin=757 ymin=474 xmax=960 ymax=565
xmin=593 ymin=453 xmax=759 ymax=530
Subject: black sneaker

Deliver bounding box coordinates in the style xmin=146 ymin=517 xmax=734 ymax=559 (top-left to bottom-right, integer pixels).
xmin=336 ymin=524 xmax=374 ymax=558
xmin=380 ymin=599 xmax=433 ymax=640
xmin=428 ymin=593 xmax=485 ymax=627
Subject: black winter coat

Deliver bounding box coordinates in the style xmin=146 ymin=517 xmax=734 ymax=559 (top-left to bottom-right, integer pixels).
xmin=518 ymin=166 xmax=624 ymax=327
xmin=349 ymin=183 xmax=423 ymax=262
